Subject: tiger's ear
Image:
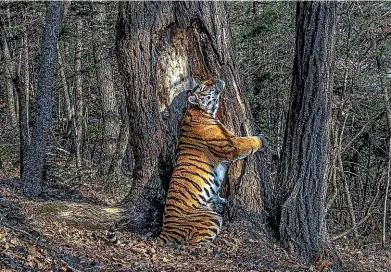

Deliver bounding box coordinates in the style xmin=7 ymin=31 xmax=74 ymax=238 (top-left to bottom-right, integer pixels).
xmin=188 ymin=95 xmax=198 ymax=106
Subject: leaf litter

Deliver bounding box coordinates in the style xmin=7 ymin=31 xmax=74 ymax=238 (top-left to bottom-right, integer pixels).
xmin=0 ymin=173 xmax=390 ymax=272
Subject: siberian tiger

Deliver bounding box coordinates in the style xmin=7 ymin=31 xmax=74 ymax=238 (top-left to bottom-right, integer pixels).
xmin=159 ymin=78 xmax=266 ymax=246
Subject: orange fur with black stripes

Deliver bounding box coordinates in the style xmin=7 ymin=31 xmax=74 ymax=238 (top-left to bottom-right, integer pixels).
xmin=159 ymin=79 xmax=265 ymax=246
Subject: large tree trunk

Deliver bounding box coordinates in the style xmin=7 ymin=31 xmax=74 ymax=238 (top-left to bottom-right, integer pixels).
xmin=116 ymin=2 xmax=262 ymax=232
xmin=21 ymin=2 xmax=62 ymax=197
xmin=274 ymin=2 xmax=337 ymax=264
xmin=93 ymin=3 xmax=121 ymax=176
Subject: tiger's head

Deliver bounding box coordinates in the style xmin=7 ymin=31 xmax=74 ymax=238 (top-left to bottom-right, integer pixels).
xmin=187 ymin=79 xmax=226 ymax=117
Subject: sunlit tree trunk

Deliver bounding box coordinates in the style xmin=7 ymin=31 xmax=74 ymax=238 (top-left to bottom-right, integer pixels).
xmin=117 ymin=1 xmax=263 ymax=232
xmin=21 ymin=1 xmax=62 ymax=197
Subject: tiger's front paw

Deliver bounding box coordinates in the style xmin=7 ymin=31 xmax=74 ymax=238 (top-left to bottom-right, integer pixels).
xmin=214 ymin=195 xmax=227 ymax=204
xmin=257 ymin=133 xmax=267 ymax=151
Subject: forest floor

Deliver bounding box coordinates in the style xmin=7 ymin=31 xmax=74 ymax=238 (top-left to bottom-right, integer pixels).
xmin=1 ymin=160 xmax=390 ymax=272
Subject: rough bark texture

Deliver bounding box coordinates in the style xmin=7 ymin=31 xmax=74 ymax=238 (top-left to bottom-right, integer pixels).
xmin=274 ymin=2 xmax=337 ymax=264
xmin=117 ymin=2 xmax=262 ymax=232
xmin=93 ymin=3 xmax=121 ymax=176
xmin=21 ymin=1 xmax=62 ymax=197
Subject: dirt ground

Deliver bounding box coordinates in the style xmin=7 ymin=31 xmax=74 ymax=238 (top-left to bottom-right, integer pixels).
xmin=0 ymin=170 xmax=390 ymax=272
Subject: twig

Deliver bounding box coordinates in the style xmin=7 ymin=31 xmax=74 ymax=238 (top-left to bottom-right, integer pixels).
xmin=331 ymin=168 xmax=382 ymax=241
xmin=341 ymin=111 xmax=384 ymax=154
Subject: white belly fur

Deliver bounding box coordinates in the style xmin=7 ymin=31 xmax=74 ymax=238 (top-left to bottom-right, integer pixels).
xmin=214 ymin=161 xmax=228 ymax=187
xmin=200 ymin=161 xmax=229 ymax=204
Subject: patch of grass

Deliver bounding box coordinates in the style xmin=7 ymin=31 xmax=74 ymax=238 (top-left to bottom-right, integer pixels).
xmin=96 ymin=173 xmax=132 ymax=198
xmin=36 ymin=202 xmax=67 ymax=216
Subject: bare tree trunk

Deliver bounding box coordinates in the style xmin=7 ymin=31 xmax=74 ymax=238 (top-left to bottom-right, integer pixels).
xmin=109 ymin=99 xmax=129 ymax=175
xmin=57 ymin=42 xmax=73 ymax=128
xmin=0 ymin=19 xmax=18 ymax=128
xmin=382 ymin=95 xmax=391 ymax=247
xmin=117 ymin=1 xmax=263 ymax=232
xmin=93 ymin=3 xmax=121 ymax=175
xmin=274 ymin=2 xmax=338 ymax=264
xmin=74 ymin=19 xmax=83 ymax=168
xmin=57 ymin=2 xmax=72 ymax=134
xmin=337 ymin=121 xmax=359 ymax=237
xmin=18 ymin=18 xmax=30 ymax=175
xmin=383 ymin=90 xmax=391 ymax=248
xmin=376 ymin=44 xmax=391 ymax=248
xmin=21 ymin=1 xmax=62 ymax=197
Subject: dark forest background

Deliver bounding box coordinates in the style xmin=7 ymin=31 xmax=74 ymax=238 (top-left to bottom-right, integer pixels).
xmin=1 ymin=2 xmax=391 ymax=271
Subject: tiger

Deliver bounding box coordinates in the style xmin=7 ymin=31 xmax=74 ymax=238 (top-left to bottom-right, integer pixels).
xmin=159 ymin=78 xmax=266 ymax=246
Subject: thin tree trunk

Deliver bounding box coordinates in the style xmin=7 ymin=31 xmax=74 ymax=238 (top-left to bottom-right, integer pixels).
xmin=57 ymin=42 xmax=73 ymax=128
xmin=383 ymin=92 xmax=391 ymax=248
xmin=325 ymin=119 xmax=339 ymax=215
xmin=275 ymin=2 xmax=338 ymax=264
xmin=21 ymin=1 xmax=62 ymax=197
xmin=93 ymin=3 xmax=121 ymax=175
xmin=376 ymin=44 xmax=391 ymax=248
xmin=117 ymin=1 xmax=263 ymax=231
xmin=335 ymin=111 xmax=358 ymax=238
xmin=0 ymin=20 xmax=18 ymax=128
xmin=339 ymin=153 xmax=359 ymax=238
xmin=18 ymin=19 xmax=30 ymax=175
xmin=109 ymin=99 xmax=129 ymax=175
xmin=74 ymin=19 xmax=83 ymax=168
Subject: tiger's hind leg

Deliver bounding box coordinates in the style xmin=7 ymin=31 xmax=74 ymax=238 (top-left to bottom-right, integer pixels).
xmin=186 ymin=209 xmax=223 ymax=246
xmin=159 ymin=217 xmax=192 ymax=246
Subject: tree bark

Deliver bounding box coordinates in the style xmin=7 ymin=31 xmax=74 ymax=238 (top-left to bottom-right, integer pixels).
xmin=17 ymin=18 xmax=30 ymax=175
xmin=57 ymin=42 xmax=73 ymax=129
xmin=93 ymin=3 xmax=121 ymax=176
xmin=116 ymin=2 xmax=263 ymax=232
xmin=274 ymin=2 xmax=338 ymax=263
xmin=376 ymin=44 xmax=391 ymax=248
xmin=109 ymin=99 xmax=129 ymax=175
xmin=0 ymin=19 xmax=18 ymax=128
xmin=21 ymin=1 xmax=62 ymax=197
xmin=74 ymin=18 xmax=83 ymax=168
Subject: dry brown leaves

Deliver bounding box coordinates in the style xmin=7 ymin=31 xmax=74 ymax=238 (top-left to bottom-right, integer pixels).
xmin=1 ymin=176 xmax=390 ymax=272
